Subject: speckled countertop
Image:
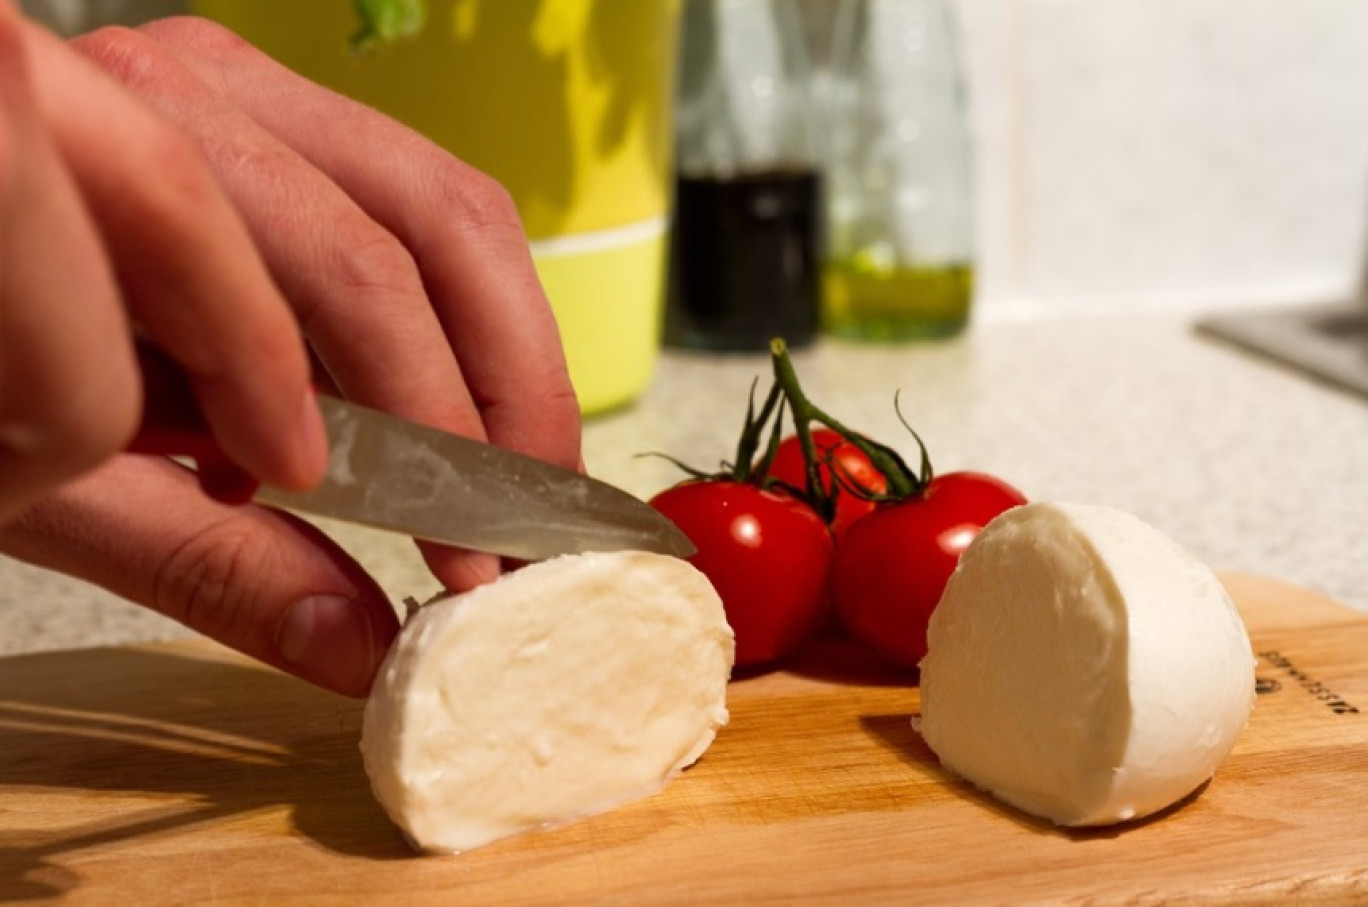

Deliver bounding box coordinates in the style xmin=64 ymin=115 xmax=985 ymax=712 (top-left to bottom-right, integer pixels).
xmin=3 ymin=312 xmax=1366 ymax=656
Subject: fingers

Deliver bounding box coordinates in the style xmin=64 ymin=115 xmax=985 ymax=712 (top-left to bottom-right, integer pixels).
xmin=137 ymin=17 xmax=583 ymax=471
xmin=19 ymin=20 xmax=327 ymax=491
xmin=109 ymin=17 xmax=582 ymax=590
xmin=69 ymin=22 xmax=498 ymax=589
xmin=0 ymin=1 xmax=138 ymax=522
xmin=0 ymin=456 xmax=401 ymax=697
xmin=71 ymin=22 xmax=483 ymax=437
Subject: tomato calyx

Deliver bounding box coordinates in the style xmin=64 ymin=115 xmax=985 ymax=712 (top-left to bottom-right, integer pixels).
xmin=649 ymin=337 xmax=949 ymax=527
xmin=644 ymin=376 xmax=830 ymax=504
xmin=768 ymin=338 xmax=931 ymax=512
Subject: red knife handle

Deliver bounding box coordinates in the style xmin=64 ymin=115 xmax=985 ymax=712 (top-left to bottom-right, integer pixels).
xmin=127 ymin=341 xmax=261 ymax=505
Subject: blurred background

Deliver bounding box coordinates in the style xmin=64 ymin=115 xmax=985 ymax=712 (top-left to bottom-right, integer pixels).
xmin=24 ymin=0 xmax=1368 ymax=353
xmin=954 ymin=0 xmax=1368 ymax=322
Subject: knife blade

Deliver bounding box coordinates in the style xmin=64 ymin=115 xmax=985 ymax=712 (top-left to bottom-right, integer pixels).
xmin=255 ymin=396 xmax=695 ymax=561
xmin=128 ymin=345 xmax=694 ymax=561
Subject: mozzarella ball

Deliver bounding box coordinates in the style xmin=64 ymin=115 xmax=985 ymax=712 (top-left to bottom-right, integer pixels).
xmin=918 ymin=501 xmax=1255 ymax=826
xmin=361 ymin=551 xmax=734 ymax=853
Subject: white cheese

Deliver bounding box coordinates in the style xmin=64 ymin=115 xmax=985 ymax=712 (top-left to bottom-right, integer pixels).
xmin=917 ymin=501 xmax=1254 ymax=827
xmin=361 ymin=550 xmax=734 ymax=854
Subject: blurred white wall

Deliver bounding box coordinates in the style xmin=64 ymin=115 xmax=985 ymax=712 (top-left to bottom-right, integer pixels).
xmin=954 ymin=0 xmax=1368 ymax=321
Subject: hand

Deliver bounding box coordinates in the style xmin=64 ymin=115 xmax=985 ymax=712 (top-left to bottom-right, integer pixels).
xmin=0 ymin=12 xmax=583 ymax=697
xmin=0 ymin=2 xmax=327 ymax=523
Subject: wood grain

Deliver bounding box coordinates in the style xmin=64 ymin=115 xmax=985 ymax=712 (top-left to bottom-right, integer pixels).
xmin=0 ymin=573 xmax=1365 ymax=905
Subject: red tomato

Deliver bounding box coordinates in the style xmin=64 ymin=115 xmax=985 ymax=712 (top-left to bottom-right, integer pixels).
xmin=769 ymin=429 xmax=887 ymax=536
xmin=833 ymin=471 xmax=1026 ymax=671
xmin=651 ymin=480 xmax=834 ymax=668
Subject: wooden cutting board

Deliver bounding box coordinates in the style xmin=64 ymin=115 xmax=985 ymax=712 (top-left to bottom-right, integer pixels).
xmin=1 ymin=573 xmax=1365 ymax=905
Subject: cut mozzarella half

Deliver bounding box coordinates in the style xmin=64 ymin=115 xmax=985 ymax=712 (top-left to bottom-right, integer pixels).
xmin=361 ymin=551 xmax=734 ymax=854
xmin=918 ymin=501 xmax=1254 ymax=827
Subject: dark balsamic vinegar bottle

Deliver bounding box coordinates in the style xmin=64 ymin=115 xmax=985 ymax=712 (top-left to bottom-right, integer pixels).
xmin=665 ymin=0 xmax=823 ymax=352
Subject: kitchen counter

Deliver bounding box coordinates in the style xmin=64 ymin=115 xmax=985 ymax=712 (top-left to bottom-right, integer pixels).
xmin=2 ymin=312 xmax=1365 ymax=657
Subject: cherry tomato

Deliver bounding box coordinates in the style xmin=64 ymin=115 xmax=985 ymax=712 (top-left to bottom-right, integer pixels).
xmin=651 ymin=480 xmax=834 ymax=668
xmin=833 ymin=471 xmax=1026 ymax=671
xmin=769 ymin=429 xmax=887 ymax=537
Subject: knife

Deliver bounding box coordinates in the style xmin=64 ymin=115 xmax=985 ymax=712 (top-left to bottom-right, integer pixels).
xmin=128 ymin=346 xmax=694 ymax=562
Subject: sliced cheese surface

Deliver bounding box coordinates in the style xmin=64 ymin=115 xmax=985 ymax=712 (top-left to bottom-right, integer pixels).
xmin=918 ymin=501 xmax=1255 ymax=827
xmin=361 ymin=551 xmax=734 ymax=854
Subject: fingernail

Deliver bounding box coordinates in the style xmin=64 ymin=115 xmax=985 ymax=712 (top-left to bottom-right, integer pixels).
xmin=277 ymin=595 xmax=377 ymax=696
xmin=297 ymin=389 xmax=329 ymax=486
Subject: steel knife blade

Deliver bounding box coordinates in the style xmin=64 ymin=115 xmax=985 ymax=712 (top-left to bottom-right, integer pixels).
xmin=127 ymin=341 xmax=693 ymax=562
xmin=253 ymin=397 xmax=695 ymax=561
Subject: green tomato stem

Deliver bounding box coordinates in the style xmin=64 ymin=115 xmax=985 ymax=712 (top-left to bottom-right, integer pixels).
xmin=768 ymin=338 xmax=928 ymax=500
xmin=729 ymin=379 xmax=784 ymax=484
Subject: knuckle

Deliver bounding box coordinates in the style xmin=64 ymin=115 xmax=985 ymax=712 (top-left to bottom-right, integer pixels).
xmin=489 ymin=391 xmax=582 ymax=464
xmin=527 ymin=374 xmax=580 ymax=424
xmin=73 ymin=26 xmax=167 ymax=92
xmin=210 ymin=137 xmax=296 ymax=195
xmin=137 ymin=15 xmax=253 ymax=61
xmin=151 ymin=514 xmax=266 ymax=642
xmin=326 ymin=216 xmax=423 ymax=302
xmin=428 ymin=165 xmax=526 ymax=241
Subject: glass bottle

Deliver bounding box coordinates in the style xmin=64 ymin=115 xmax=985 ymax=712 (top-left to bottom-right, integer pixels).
xmin=664 ymin=0 xmax=823 ymax=352
xmin=822 ymin=0 xmax=975 ymax=341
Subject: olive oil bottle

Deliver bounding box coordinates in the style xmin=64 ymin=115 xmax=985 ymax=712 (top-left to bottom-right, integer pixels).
xmin=822 ymin=259 xmax=974 ymax=341
xmin=822 ymin=0 xmax=975 ymax=341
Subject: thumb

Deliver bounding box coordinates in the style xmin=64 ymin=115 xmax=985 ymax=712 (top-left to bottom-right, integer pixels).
xmin=0 ymin=455 xmax=401 ymax=698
